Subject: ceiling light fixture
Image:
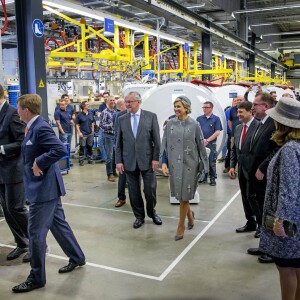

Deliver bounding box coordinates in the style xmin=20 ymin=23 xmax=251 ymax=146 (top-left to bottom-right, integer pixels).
xmin=212 ymin=50 xmax=245 ymax=63
xmin=186 ymin=4 xmax=205 ymax=9
xmin=233 ymin=4 xmax=300 ymax=14
xmin=135 ymin=12 xmax=149 ymax=15
xmin=272 ymin=40 xmax=300 ymax=44
xmin=262 ymin=31 xmax=300 ymax=37
xmin=216 ymin=21 xmax=230 ymax=25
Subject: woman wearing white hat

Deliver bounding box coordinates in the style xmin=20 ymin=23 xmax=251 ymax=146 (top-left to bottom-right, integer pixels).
xmin=259 ymin=97 xmax=300 ymax=300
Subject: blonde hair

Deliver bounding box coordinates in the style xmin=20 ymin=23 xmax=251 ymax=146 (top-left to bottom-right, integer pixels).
xmin=272 ymin=122 xmax=300 ymax=146
xmin=17 ymin=94 xmax=42 ymax=115
xmin=174 ymin=98 xmax=192 ymax=114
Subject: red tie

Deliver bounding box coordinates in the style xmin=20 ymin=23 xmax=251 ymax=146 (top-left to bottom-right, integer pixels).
xmin=241 ymin=124 xmax=247 ymax=146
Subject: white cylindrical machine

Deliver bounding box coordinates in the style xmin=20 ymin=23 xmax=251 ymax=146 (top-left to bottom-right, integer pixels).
xmin=121 ymin=83 xmax=157 ymax=98
xmin=141 ymin=82 xmax=226 ymax=155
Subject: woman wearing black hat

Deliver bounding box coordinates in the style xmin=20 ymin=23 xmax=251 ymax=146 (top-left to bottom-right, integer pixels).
xmin=259 ymin=97 xmax=300 ymax=300
xmin=161 ymin=96 xmax=208 ymax=241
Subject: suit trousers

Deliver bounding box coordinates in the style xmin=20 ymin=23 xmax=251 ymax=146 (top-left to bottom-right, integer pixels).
xmin=27 ymin=198 xmax=85 ymax=285
xmin=125 ymin=167 xmax=157 ymax=220
xmin=248 ymin=178 xmax=267 ymax=228
xmin=0 ymin=182 xmax=28 ymax=248
xmin=238 ymin=172 xmax=257 ymax=226
xmin=118 ymin=172 xmax=126 ymax=200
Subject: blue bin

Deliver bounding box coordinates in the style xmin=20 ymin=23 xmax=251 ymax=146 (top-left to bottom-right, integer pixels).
xmin=7 ymin=85 xmax=20 ymax=108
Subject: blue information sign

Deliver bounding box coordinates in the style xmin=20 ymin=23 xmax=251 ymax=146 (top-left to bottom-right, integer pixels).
xmin=104 ymin=18 xmax=114 ymax=33
xmin=32 ymin=19 xmax=44 ymax=38
xmin=184 ymin=42 xmax=189 ymax=52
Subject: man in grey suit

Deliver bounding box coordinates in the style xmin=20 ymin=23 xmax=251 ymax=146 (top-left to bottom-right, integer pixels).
xmin=0 ymin=84 xmax=29 ymax=262
xmin=229 ymin=101 xmax=259 ymax=233
xmin=115 ymin=91 xmax=162 ymax=229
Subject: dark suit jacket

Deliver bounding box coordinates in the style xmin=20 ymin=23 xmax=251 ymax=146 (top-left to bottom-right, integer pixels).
xmin=22 ymin=116 xmax=67 ymax=203
xmin=230 ymin=118 xmax=259 ymax=179
xmin=0 ymin=101 xmax=25 ymax=184
xmin=248 ymin=116 xmax=277 ymax=175
xmin=115 ymin=109 xmax=161 ymax=171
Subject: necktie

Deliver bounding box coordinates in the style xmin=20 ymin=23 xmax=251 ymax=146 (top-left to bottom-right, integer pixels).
xmin=132 ymin=114 xmax=138 ymax=138
xmin=25 ymin=126 xmax=29 ymax=136
xmin=240 ymin=124 xmax=247 ymax=146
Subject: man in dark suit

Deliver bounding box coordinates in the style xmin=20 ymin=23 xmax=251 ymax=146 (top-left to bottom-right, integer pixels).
xmin=0 ymin=84 xmax=29 ymax=262
xmin=12 ymin=94 xmax=85 ymax=293
xmin=245 ymin=92 xmax=277 ymax=263
xmin=115 ymin=91 xmax=162 ymax=228
xmin=229 ymin=101 xmax=259 ymax=233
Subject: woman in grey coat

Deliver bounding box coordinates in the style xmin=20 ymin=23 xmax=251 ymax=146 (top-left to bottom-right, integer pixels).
xmin=259 ymin=97 xmax=300 ymax=300
xmin=161 ymin=96 xmax=208 ymax=241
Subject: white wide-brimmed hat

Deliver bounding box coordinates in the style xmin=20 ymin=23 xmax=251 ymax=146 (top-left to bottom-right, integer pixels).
xmin=266 ymin=97 xmax=300 ymax=129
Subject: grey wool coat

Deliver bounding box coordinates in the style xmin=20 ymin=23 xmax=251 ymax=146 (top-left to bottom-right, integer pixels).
xmin=161 ymin=116 xmax=208 ymax=201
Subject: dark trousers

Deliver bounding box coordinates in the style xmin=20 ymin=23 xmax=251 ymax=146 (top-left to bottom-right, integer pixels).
xmin=248 ymin=178 xmax=267 ymax=228
xmin=79 ymin=133 xmax=94 ymax=160
xmin=27 ymin=198 xmax=85 ymax=285
xmin=125 ymin=167 xmax=157 ymax=220
xmin=224 ymin=134 xmax=231 ymax=169
xmin=0 ymin=182 xmax=29 ymax=248
xmin=238 ymin=172 xmax=256 ymax=226
xmin=206 ymin=143 xmax=217 ymax=180
xmin=118 ymin=172 xmax=127 ymax=200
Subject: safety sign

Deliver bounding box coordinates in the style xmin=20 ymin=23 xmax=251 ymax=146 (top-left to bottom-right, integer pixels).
xmin=32 ymin=19 xmax=44 ymax=38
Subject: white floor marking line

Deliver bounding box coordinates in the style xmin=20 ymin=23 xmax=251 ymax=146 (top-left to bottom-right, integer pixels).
xmin=0 ymin=190 xmax=240 ymax=282
xmin=158 ymin=190 xmax=241 ymax=281
xmin=63 ymin=202 xmax=210 ymax=222
xmin=0 ymin=218 xmax=6 ymax=222
xmin=0 ymin=243 xmax=161 ymax=281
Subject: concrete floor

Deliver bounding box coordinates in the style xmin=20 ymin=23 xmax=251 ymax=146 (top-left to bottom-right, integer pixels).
xmin=0 ymin=161 xmax=280 ymax=300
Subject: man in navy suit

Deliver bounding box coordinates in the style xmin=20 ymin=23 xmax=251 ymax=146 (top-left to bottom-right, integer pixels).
xmin=0 ymin=84 xmax=29 ymax=262
xmin=12 ymin=94 xmax=85 ymax=293
xmin=115 ymin=91 xmax=162 ymax=229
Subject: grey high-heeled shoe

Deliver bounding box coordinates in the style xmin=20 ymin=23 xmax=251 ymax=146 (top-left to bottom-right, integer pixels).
xmin=188 ymin=211 xmax=195 ymax=230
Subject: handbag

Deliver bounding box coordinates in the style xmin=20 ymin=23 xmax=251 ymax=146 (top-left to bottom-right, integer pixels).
xmin=263 ymin=214 xmax=297 ymax=237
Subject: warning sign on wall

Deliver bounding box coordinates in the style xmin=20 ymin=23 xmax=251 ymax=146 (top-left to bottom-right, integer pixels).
xmin=39 ymin=79 xmax=45 ymax=88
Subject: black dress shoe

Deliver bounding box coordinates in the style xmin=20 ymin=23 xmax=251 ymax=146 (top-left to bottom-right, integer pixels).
xmin=152 ymin=214 xmax=162 ymax=225
xmin=254 ymin=228 xmax=261 ymax=238
xmin=258 ymin=254 xmax=274 ymax=264
xmin=12 ymin=280 xmax=45 ymax=293
xmin=133 ymin=219 xmax=145 ymax=229
xmin=247 ymin=248 xmax=264 ymax=256
xmin=22 ymin=252 xmax=31 ymax=263
xmin=7 ymin=247 xmax=28 ymax=261
xmin=236 ymin=224 xmax=257 ymax=233
xmin=58 ymin=261 xmax=86 ymax=273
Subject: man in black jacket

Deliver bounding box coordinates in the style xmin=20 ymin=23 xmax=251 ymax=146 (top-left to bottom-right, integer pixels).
xmin=0 ymin=84 xmax=29 ymax=261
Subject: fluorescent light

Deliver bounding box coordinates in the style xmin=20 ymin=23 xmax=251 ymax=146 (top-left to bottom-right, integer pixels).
xmin=251 ymin=23 xmax=274 ymax=27
xmin=212 ymin=50 xmax=245 ymax=63
xmin=135 ymin=12 xmax=148 ymax=15
xmin=215 ymin=21 xmax=230 ymax=25
xmin=256 ymin=65 xmax=269 ymax=72
xmin=187 ymin=4 xmax=205 ymax=9
xmin=272 ymin=40 xmax=300 ymax=44
xmin=277 ymin=46 xmax=300 ymax=49
xmin=262 ymin=31 xmax=300 ymax=37
xmin=233 ymin=4 xmax=300 ymax=14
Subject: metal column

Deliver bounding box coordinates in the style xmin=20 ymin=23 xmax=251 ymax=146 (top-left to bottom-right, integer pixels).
xmin=202 ymin=31 xmax=212 ymax=81
xmin=15 ymin=0 xmax=48 ymax=119
xmin=271 ymin=63 xmax=276 ymax=79
xmin=247 ymin=32 xmax=256 ymax=80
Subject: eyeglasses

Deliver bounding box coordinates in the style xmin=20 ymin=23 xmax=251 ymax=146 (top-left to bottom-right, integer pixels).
xmin=252 ymin=103 xmax=265 ymax=106
xmin=202 ymin=106 xmax=212 ymax=109
xmin=125 ymin=100 xmax=138 ymax=104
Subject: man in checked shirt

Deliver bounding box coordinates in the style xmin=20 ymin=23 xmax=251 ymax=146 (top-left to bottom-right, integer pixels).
xmin=100 ymin=96 xmax=117 ymax=182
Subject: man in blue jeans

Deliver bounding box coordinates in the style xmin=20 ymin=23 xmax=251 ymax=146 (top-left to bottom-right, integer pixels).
xmin=100 ymin=96 xmax=117 ymax=181
xmin=197 ymin=101 xmax=222 ymax=186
